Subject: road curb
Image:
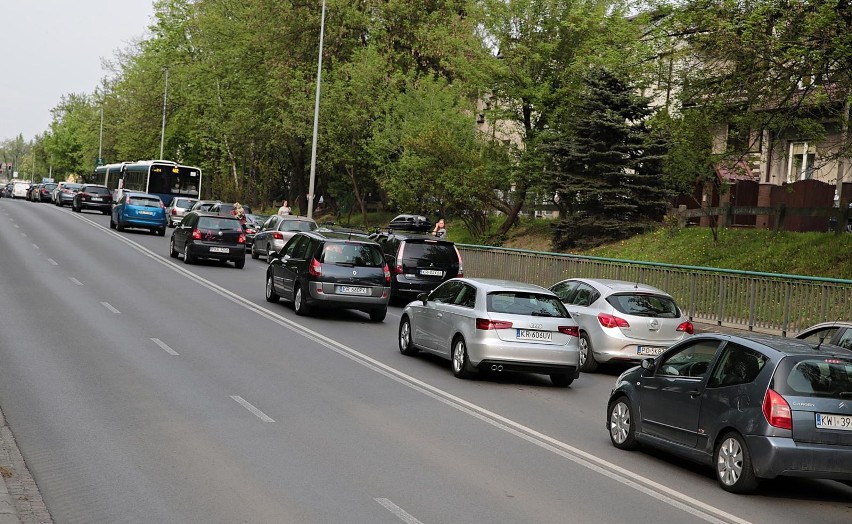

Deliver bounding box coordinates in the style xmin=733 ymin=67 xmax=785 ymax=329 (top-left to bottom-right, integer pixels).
xmin=0 ymin=407 xmax=20 ymax=524
xmin=0 ymin=406 xmax=52 ymax=523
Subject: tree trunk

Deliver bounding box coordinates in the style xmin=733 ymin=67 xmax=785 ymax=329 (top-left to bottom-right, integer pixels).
xmin=496 ymin=181 xmax=527 ymax=236
xmin=347 ymin=166 xmax=368 ymax=227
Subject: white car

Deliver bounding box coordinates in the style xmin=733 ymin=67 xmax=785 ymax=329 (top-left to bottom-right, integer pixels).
xmin=11 ymin=182 xmax=30 ymax=199
xmin=398 ymin=278 xmax=581 ymax=386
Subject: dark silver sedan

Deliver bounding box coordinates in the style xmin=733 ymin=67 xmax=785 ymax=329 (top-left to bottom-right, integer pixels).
xmin=606 ymin=332 xmax=852 ymax=492
xmin=398 ymin=278 xmax=581 ymax=386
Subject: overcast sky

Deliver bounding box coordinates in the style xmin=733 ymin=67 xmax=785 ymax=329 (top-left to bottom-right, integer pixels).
xmin=1 ymin=0 xmax=155 ymax=142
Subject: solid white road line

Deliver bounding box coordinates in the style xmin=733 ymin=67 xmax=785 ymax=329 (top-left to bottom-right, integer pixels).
xmin=229 ymin=396 xmax=274 ymax=423
xmin=20 ymin=232 xmax=26 ymax=237
xmin=100 ymin=302 xmax=120 ymax=314
xmin=69 ymin=277 xmax=84 ymax=286
xmin=150 ymin=338 xmax=179 ymax=356
xmin=375 ymin=498 xmax=424 ymax=524
xmin=47 ymin=258 xmax=58 ymax=266
xmin=31 ymin=243 xmax=39 ymax=250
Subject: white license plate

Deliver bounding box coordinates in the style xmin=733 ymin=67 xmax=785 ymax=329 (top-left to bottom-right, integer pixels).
xmin=90 ymin=197 xmax=102 ymax=202
xmin=637 ymin=346 xmax=666 ymax=356
xmin=337 ymin=286 xmax=369 ymax=295
xmin=420 ymin=269 xmax=443 ymax=277
xmin=139 ymin=211 xmax=154 ymax=215
xmin=516 ymin=329 xmax=553 ymax=342
xmin=816 ymin=413 xmax=852 ymax=431
xmin=210 ymin=247 xmax=229 ymax=253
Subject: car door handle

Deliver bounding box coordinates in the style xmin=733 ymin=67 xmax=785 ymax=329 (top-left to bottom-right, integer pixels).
xmin=688 ymin=389 xmax=701 ymax=398
xmin=436 ymin=313 xmax=443 ymax=318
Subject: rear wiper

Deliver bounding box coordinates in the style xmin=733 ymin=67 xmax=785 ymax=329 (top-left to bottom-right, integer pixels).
xmin=332 ymin=262 xmax=355 ymax=267
xmin=530 ymin=311 xmax=554 ymax=317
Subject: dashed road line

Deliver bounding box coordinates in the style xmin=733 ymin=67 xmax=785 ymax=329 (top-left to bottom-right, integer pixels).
xmin=375 ymin=498 xmax=424 ymax=524
xmin=47 ymin=258 xmax=58 ymax=266
xmin=31 ymin=243 xmax=39 ymax=250
xmin=69 ymin=277 xmax=84 ymax=286
xmin=229 ymin=396 xmax=274 ymax=423
xmin=100 ymin=302 xmax=120 ymax=314
xmin=150 ymin=338 xmax=179 ymax=356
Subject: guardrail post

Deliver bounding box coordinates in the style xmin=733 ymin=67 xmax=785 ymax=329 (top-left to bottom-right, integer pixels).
xmin=782 ymin=282 xmax=791 ymax=337
xmin=748 ymin=279 xmax=756 ymax=331
xmin=689 ymin=273 xmax=697 ymax=320
xmin=717 ymin=275 xmax=726 ymax=326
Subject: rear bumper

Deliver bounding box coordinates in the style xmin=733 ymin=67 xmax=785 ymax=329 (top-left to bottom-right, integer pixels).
xmin=391 ymin=277 xmax=445 ymax=298
xmin=307 ymin=284 xmax=390 ymax=309
xmin=122 ymin=217 xmax=167 ymax=229
xmin=188 ymin=243 xmax=246 ymax=261
xmin=467 ymin=337 xmax=581 ymax=370
xmin=79 ymin=201 xmax=111 ymax=212
xmin=589 ymin=333 xmax=686 ymax=363
xmin=745 ymin=435 xmax=852 ymax=480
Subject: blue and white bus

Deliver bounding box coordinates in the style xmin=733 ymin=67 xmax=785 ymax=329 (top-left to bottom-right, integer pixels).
xmin=91 ymin=160 xmax=202 ymax=206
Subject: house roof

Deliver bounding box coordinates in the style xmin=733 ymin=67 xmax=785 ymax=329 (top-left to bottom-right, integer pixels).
xmin=715 ymin=160 xmax=757 ymax=181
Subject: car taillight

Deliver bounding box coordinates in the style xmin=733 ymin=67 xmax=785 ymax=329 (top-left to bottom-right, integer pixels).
xmin=558 ymin=326 xmax=579 ymax=337
xmin=394 ymin=264 xmax=404 ymax=274
xmin=171 ymin=208 xmax=177 ymax=215
xmin=309 ymin=258 xmax=322 ymax=277
xmin=476 ymin=318 xmax=513 ymax=330
xmin=455 ymin=246 xmax=464 ymax=277
xmin=677 ymin=321 xmax=694 ymax=334
xmin=598 ymin=313 xmax=630 ymax=328
xmin=237 ymin=233 xmax=245 ymax=244
xmin=383 ymin=264 xmax=391 ymax=284
xmin=246 ymin=228 xmax=256 ymax=234
xmin=272 ymin=231 xmax=284 ymax=240
xmin=762 ymin=388 xmax=792 ymax=430
xmin=192 ymin=228 xmax=202 ymax=240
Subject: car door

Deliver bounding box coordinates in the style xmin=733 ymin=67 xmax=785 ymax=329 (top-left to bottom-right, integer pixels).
xmin=175 ymin=212 xmax=197 ymax=251
xmin=637 ymin=338 xmax=722 ymax=447
xmin=432 ymin=282 xmax=477 ymax=355
xmin=279 ymin=235 xmax=310 ymax=298
xmin=562 ymin=281 xmax=600 ymax=330
xmin=258 ymin=216 xmax=280 ymax=254
xmin=417 ymin=281 xmax=462 ymax=352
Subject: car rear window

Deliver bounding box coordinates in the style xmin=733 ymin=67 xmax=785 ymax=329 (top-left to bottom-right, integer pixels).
xmin=197 ymin=217 xmax=242 ymax=231
xmin=128 ymin=196 xmax=161 ymax=207
xmin=487 ymin=292 xmax=570 ymax=318
xmin=65 ymin=183 xmax=82 ymax=191
xmin=606 ymin=293 xmax=680 ymax=318
xmin=320 ymin=243 xmax=383 ymax=267
xmin=85 ymin=186 xmax=111 ymax=195
xmin=281 ymin=220 xmax=317 ymax=232
xmin=774 ymin=356 xmax=852 ymax=398
xmin=403 ymin=241 xmax=457 ymax=265
xmin=175 ymin=199 xmax=196 ymax=209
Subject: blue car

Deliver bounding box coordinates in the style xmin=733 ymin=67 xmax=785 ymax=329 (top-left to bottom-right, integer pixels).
xmin=110 ymin=191 xmax=167 ymax=236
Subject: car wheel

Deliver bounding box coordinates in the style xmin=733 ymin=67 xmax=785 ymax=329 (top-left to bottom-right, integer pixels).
xmin=265 ymin=274 xmax=279 ymax=303
xmin=398 ymin=317 xmax=419 ymax=355
xmin=234 ymin=258 xmax=245 ymax=269
xmin=451 ymin=337 xmax=475 ymax=379
xmin=157 ymin=227 xmax=166 ymax=237
xmin=578 ymin=332 xmax=599 ymax=373
xmin=715 ymin=432 xmax=759 ymax=493
xmin=109 ymin=216 xmax=116 ymax=229
xmin=169 ymin=237 xmax=178 ymax=258
xmin=251 ymin=243 xmax=259 ymax=259
xmin=608 ymin=396 xmax=638 ymax=450
xmin=294 ymin=285 xmax=311 ymax=316
xmin=183 ymin=245 xmax=195 ymax=264
xmin=369 ymin=308 xmax=387 ymax=322
xmin=103 ymin=210 xmax=109 ymax=215
xmin=116 ymin=221 xmax=125 ymax=232
xmin=266 ymin=244 xmax=274 ymax=264
xmin=550 ymin=373 xmax=574 ymax=387
xmin=72 ymin=203 xmax=80 ymax=212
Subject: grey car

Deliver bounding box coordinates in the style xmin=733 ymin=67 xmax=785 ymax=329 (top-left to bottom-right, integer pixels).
xmin=549 ymin=278 xmax=693 ymax=372
xmin=165 ymin=197 xmax=198 ymax=227
xmin=796 ymin=321 xmax=852 ymax=350
xmin=251 ymin=215 xmax=318 ymax=262
xmin=398 ymin=278 xmax=581 ymax=386
xmin=606 ymin=332 xmax=852 ymax=492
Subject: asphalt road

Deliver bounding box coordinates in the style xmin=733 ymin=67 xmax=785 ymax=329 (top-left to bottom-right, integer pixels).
xmin=0 ymin=197 xmax=851 ymax=524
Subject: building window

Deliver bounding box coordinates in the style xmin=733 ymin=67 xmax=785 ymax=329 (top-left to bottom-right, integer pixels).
xmin=787 ymin=141 xmax=815 ymax=182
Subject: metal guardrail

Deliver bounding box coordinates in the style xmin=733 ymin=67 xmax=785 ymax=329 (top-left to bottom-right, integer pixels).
xmin=457 ymin=244 xmax=852 ymax=336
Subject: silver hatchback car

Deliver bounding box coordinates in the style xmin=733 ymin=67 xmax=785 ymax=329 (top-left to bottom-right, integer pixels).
xmin=549 ymin=278 xmax=693 ymax=372
xmin=398 ymin=278 xmax=581 ymax=386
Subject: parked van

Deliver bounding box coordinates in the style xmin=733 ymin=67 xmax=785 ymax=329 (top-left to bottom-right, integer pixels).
xmin=12 ymin=182 xmax=31 ymax=199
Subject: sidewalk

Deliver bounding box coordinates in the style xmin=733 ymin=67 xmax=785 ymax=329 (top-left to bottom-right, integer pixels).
xmin=0 ymin=407 xmax=52 ymax=524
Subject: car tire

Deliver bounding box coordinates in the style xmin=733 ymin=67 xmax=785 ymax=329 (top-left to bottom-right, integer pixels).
xmin=169 ymin=237 xmax=178 ymax=258
xmin=369 ymin=308 xmax=387 ymax=322
xmin=183 ymin=245 xmax=195 ymax=264
xmin=451 ymin=336 xmax=475 ymax=379
xmin=294 ymin=285 xmax=311 ymax=316
xmin=109 ymin=216 xmax=116 ymax=229
xmin=72 ymin=203 xmax=80 ymax=212
xmin=550 ymin=373 xmax=574 ymax=387
xmin=266 ymin=244 xmax=274 ymax=264
xmin=251 ymin=243 xmax=259 ymax=259
xmin=715 ymin=432 xmax=759 ymax=493
xmin=578 ymin=332 xmax=599 ymax=373
xmin=157 ymin=227 xmax=166 ymax=237
xmin=116 ymin=221 xmax=125 ymax=232
xmin=398 ymin=317 xmax=419 ymax=355
xmin=607 ymin=396 xmax=638 ymax=450
xmin=265 ymin=274 xmax=279 ymax=303
xmin=103 ymin=210 xmax=110 ymax=215
xmin=234 ymin=258 xmax=245 ymax=269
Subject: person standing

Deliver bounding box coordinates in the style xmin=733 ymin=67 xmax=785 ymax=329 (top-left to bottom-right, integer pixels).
xmin=277 ymin=200 xmax=291 ymax=216
xmin=432 ymin=218 xmax=446 ymax=238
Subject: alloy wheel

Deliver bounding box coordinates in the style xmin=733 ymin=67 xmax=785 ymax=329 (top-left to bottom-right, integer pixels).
xmin=609 ymin=401 xmax=631 ymax=445
xmin=717 ymin=437 xmax=743 ymax=487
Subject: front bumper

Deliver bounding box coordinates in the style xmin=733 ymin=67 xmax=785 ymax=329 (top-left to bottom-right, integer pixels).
xmin=746 ymin=435 xmax=852 ymax=480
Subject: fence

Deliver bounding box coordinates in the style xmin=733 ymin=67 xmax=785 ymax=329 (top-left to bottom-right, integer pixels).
xmin=457 ymin=245 xmax=852 ymax=336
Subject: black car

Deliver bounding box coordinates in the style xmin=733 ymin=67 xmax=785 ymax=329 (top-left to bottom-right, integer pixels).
xmin=388 ymin=214 xmax=432 ymax=232
xmin=265 ymin=231 xmax=391 ymax=321
xmin=606 ymin=332 xmax=852 ymax=493
xmin=169 ymin=211 xmax=246 ymax=268
xmin=208 ymin=202 xmax=252 ymax=217
xmin=370 ymin=231 xmax=463 ymax=302
xmin=36 ymin=182 xmax=57 ymax=202
xmin=72 ymin=184 xmax=113 ymax=214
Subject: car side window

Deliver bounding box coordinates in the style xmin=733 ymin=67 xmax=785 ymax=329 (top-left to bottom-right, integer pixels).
xmin=430 ymin=281 xmax=461 ymax=304
xmin=452 ymin=284 xmax=476 ymax=308
xmin=290 ymin=236 xmax=310 ymax=259
xmin=282 ymin=235 xmax=303 ymax=258
xmin=569 ymin=283 xmax=598 ymax=307
xmin=707 ymin=343 xmax=769 ymax=388
xmin=551 ymin=280 xmax=579 ymax=302
xmin=262 ymin=216 xmax=278 ymax=230
xmin=837 ymin=329 xmax=852 ymax=350
xmin=657 ymin=339 xmax=721 ymax=378
xmin=799 ymin=326 xmax=839 ymax=345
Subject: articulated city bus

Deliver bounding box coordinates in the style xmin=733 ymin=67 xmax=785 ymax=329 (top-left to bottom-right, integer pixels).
xmin=91 ymin=160 xmax=201 ymax=206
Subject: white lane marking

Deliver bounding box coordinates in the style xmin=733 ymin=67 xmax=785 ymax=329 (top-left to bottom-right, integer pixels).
xmin=31 ymin=243 xmax=39 ymax=250
xmin=13 ymin=224 xmax=19 ymax=228
xmin=47 ymin=258 xmax=58 ymax=266
xmin=150 ymin=338 xmax=179 ymax=356
xmin=69 ymin=277 xmax=84 ymax=286
xmin=20 ymin=232 xmax=26 ymax=237
xmin=65 ymin=211 xmax=750 ymax=524
xmin=100 ymin=302 xmax=121 ymax=314
xmin=230 ymin=396 xmax=275 ymax=423
xmin=375 ymin=499 xmax=424 ymax=524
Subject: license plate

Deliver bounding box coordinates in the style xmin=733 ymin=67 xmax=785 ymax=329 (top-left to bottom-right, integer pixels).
xmin=337 ymin=286 xmax=369 ymax=295
xmin=139 ymin=211 xmax=154 ymax=215
xmin=90 ymin=197 xmax=102 ymax=202
xmin=637 ymin=346 xmax=666 ymax=356
xmin=516 ymin=329 xmax=553 ymax=342
xmin=420 ymin=269 xmax=443 ymax=277
xmin=816 ymin=413 xmax=852 ymax=431
xmin=210 ymin=247 xmax=229 ymax=253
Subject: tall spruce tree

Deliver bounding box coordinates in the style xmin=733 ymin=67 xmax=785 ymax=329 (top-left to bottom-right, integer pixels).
xmin=547 ymin=67 xmax=670 ymax=250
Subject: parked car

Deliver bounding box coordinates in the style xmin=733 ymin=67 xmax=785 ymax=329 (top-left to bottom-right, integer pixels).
xmin=398 ymin=278 xmax=580 ymax=386
xmin=110 ymin=191 xmax=167 ymax=235
xmin=189 ymin=199 xmax=221 ymax=213
xmin=251 ymin=215 xmax=318 ymax=262
xmin=0 ymin=183 xmax=13 ymax=198
xmin=208 ymin=202 xmax=252 ymax=217
xmin=165 ymin=197 xmax=198 ymax=227
xmin=36 ymin=182 xmax=56 ymax=202
xmin=370 ymin=230 xmax=463 ymax=302
xmin=50 ymin=182 xmax=67 ymax=203
xmin=265 ymin=231 xmax=390 ymax=321
xmin=796 ymin=321 xmax=852 ymax=350
xmin=169 ymin=211 xmax=246 ymax=268
xmin=72 ymin=184 xmax=112 ymax=214
xmin=55 ymin=183 xmax=82 ymax=207
xmin=388 ymin=214 xmax=432 ymax=232
xmin=606 ymin=332 xmax=852 ymax=492
xmin=26 ymin=183 xmax=42 ymax=201
xmin=549 ymin=278 xmax=693 ymax=372
xmin=243 ymin=213 xmax=269 ymax=248
xmin=11 ymin=182 xmax=30 ymax=199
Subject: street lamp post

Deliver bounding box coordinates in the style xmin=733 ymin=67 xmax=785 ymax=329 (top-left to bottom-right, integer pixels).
xmin=307 ymin=0 xmax=326 ymax=219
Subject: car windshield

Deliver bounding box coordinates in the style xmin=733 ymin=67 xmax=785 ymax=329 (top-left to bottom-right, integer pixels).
xmin=128 ymin=196 xmax=161 ymax=207
xmin=607 ymin=293 xmax=680 ymax=318
xmin=487 ymin=292 xmax=570 ymax=318
xmin=281 ymin=220 xmax=317 ymax=232
xmin=320 ymin=243 xmax=383 ymax=267
xmin=85 ymin=186 xmax=110 ymax=195
xmin=197 ymin=217 xmax=242 ymax=231
xmin=403 ymin=241 xmax=456 ymax=264
xmin=774 ymin=356 xmax=852 ymax=399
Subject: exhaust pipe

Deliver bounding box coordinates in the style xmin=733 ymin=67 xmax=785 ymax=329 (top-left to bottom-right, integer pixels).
xmin=490 ymin=365 xmax=504 ymax=372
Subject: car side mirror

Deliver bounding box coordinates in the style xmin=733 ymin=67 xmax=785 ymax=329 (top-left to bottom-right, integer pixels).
xmin=641 ymin=358 xmax=655 ymax=376
xmin=417 ymin=292 xmax=428 ymax=305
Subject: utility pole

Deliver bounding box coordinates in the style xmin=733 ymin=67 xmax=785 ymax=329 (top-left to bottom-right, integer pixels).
xmin=307 ymin=0 xmax=326 ymax=219
xmin=98 ymin=106 xmax=104 ymax=165
xmin=160 ymin=68 xmax=169 ymax=160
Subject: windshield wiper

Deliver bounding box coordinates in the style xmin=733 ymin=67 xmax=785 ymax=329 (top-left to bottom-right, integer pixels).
xmin=530 ymin=311 xmax=554 ymax=317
